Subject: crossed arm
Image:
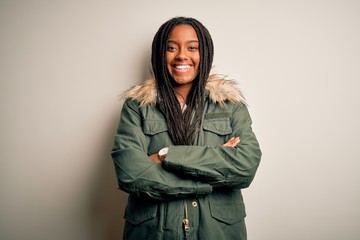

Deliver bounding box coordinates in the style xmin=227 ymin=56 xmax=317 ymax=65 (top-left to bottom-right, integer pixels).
xmin=149 ymin=137 xmax=241 ymax=163
xmin=112 ymin=99 xmax=261 ymax=200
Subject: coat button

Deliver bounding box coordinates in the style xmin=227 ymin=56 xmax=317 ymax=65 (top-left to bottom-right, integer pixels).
xmin=192 ymin=201 xmax=198 ymax=207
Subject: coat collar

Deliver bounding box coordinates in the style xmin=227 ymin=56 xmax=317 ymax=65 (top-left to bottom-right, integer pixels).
xmin=122 ymin=74 xmax=246 ymax=107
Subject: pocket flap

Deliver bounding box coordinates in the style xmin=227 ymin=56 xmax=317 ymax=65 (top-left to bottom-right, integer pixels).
xmin=208 ymin=189 xmax=246 ymax=225
xmin=124 ymin=195 xmax=158 ymax=225
xmin=203 ymin=118 xmax=232 ymax=135
xmin=143 ymin=119 xmax=168 ymax=135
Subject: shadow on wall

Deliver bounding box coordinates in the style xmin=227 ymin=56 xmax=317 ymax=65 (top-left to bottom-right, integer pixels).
xmin=90 ymin=154 xmax=128 ymax=240
xmin=87 ymin=111 xmax=128 ymax=240
xmin=88 ymin=51 xmax=152 ymax=240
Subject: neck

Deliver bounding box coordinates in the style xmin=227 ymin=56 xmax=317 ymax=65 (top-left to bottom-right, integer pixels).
xmin=173 ymin=83 xmax=192 ymax=104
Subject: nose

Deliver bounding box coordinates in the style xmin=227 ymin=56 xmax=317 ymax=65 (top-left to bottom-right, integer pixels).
xmin=175 ymin=48 xmax=188 ymax=60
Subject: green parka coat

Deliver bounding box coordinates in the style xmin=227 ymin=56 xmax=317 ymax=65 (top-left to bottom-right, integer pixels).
xmin=111 ymin=75 xmax=262 ymax=240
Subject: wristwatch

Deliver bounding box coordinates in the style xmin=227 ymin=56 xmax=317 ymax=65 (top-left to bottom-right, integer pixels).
xmin=158 ymin=147 xmax=169 ymax=162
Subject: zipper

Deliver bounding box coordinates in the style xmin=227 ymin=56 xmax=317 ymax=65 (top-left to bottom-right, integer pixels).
xmin=183 ymin=201 xmax=190 ymax=240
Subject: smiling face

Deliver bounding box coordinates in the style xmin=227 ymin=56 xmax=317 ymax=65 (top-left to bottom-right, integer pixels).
xmin=166 ymin=24 xmax=200 ymax=88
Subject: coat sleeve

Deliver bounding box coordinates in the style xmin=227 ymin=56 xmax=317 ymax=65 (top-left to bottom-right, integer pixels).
xmin=111 ymin=99 xmax=212 ymax=201
xmin=163 ymin=103 xmax=262 ymax=189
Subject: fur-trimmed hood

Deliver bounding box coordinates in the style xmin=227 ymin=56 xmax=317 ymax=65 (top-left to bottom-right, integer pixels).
xmin=122 ymin=74 xmax=246 ymax=106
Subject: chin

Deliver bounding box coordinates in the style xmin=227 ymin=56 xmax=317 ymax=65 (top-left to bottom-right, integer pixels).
xmin=172 ymin=73 xmax=198 ymax=84
xmin=172 ymin=78 xmax=193 ymax=85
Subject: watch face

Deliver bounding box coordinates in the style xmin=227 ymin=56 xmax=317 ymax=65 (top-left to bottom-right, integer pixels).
xmin=159 ymin=147 xmax=168 ymax=156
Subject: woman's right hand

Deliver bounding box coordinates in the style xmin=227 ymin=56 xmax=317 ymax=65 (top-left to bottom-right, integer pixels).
xmin=149 ymin=153 xmax=162 ymax=164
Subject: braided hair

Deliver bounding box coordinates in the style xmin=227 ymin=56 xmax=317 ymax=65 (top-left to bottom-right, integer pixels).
xmin=151 ymin=17 xmax=214 ymax=145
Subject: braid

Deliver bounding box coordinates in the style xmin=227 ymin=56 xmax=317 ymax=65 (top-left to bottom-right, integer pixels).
xmin=151 ymin=17 xmax=214 ymax=145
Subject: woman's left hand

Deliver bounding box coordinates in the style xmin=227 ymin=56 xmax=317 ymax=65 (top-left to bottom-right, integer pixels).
xmin=222 ymin=137 xmax=240 ymax=147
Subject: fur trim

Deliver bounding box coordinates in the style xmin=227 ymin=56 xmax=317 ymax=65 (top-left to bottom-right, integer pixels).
xmin=206 ymin=74 xmax=246 ymax=105
xmin=122 ymin=78 xmax=158 ymax=107
xmin=122 ymin=74 xmax=246 ymax=106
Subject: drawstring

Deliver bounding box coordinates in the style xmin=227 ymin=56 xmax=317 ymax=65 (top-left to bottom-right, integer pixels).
xmin=183 ymin=201 xmax=190 ymax=240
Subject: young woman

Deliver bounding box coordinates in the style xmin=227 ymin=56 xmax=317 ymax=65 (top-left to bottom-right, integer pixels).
xmin=111 ymin=16 xmax=262 ymax=240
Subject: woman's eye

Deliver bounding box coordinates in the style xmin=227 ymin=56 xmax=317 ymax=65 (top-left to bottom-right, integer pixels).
xmin=167 ymin=46 xmax=177 ymax=52
xmin=189 ymin=46 xmax=199 ymax=51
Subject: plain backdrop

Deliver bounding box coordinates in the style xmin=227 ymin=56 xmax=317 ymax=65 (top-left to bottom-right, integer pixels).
xmin=1 ymin=0 xmax=359 ymax=239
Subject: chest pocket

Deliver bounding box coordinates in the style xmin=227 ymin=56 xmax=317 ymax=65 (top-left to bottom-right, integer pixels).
xmin=143 ymin=119 xmax=170 ymax=154
xmin=202 ymin=118 xmax=232 ymax=146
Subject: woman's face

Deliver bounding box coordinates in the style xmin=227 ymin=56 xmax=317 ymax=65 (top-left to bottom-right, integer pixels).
xmin=166 ymin=24 xmax=200 ymax=87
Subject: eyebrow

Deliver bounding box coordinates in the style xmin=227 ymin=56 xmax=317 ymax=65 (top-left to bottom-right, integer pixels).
xmin=167 ymin=40 xmax=199 ymax=44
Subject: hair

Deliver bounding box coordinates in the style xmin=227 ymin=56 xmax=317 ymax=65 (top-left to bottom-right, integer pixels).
xmin=151 ymin=17 xmax=214 ymax=145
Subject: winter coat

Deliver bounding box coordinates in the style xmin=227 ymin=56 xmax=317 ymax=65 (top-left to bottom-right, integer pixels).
xmin=111 ymin=74 xmax=262 ymax=240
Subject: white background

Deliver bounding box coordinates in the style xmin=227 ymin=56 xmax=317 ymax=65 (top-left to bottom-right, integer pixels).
xmin=1 ymin=0 xmax=359 ymax=239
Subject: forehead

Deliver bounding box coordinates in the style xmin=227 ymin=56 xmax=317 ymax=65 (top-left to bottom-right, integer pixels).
xmin=168 ymin=24 xmax=198 ymax=41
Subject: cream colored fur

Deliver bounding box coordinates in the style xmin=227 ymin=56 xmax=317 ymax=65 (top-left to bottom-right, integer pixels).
xmin=122 ymin=74 xmax=246 ymax=107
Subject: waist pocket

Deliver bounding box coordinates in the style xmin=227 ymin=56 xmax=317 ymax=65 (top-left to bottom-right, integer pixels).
xmin=124 ymin=194 xmax=158 ymax=225
xmin=208 ymin=188 xmax=246 ymax=225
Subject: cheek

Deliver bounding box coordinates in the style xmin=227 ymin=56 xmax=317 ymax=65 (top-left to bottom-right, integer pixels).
xmin=194 ymin=56 xmax=200 ymax=70
xmin=165 ymin=58 xmax=171 ymax=73
xmin=165 ymin=54 xmax=172 ymax=68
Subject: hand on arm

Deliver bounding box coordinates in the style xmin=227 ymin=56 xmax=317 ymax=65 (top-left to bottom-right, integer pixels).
xmin=222 ymin=137 xmax=241 ymax=147
xmin=149 ymin=153 xmax=162 ymax=163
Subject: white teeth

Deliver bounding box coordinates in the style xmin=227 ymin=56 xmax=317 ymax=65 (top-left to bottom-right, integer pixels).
xmin=175 ymin=65 xmax=190 ymax=69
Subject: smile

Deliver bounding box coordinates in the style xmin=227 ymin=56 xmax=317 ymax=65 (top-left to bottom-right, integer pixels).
xmin=173 ymin=65 xmax=191 ymax=72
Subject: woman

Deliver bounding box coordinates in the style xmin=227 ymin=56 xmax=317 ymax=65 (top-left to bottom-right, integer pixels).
xmin=111 ymin=17 xmax=261 ymax=240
